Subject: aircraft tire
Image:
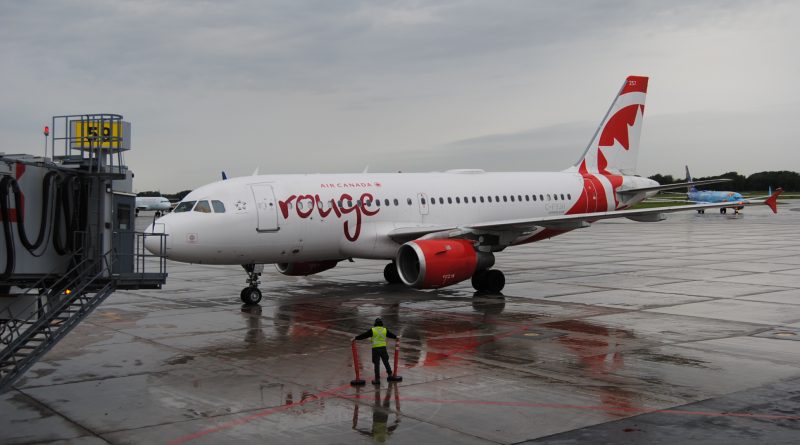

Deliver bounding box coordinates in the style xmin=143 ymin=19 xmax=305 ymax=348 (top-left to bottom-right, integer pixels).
xmin=484 ymin=270 xmax=505 ymax=293
xmin=240 ymin=287 xmax=262 ymax=305
xmin=471 ymin=271 xmax=487 ymax=291
xmin=384 ymin=263 xmax=401 ymax=284
xmin=720 ymin=208 xmax=727 ymax=214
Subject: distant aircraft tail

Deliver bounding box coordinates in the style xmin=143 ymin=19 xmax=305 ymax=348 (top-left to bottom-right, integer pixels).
xmin=573 ymin=75 xmax=648 ymax=175
xmin=685 ymin=165 xmax=696 ymax=193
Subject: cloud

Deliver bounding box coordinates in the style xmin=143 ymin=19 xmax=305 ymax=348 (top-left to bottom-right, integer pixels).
xmin=1 ymin=0 xmax=798 ymax=191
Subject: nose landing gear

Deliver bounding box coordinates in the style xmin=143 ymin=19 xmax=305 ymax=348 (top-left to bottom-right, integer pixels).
xmin=241 ymin=264 xmax=264 ymax=305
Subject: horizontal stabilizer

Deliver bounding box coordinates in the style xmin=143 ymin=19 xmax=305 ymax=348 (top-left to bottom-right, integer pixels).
xmin=765 ymin=188 xmax=783 ymax=213
xmin=618 ymin=178 xmax=731 ymax=195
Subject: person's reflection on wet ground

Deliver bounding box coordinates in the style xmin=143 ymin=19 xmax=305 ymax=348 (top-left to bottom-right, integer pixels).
xmin=352 ymin=384 xmax=400 ymax=443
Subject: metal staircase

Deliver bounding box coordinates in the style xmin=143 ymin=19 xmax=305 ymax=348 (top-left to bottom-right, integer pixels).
xmin=0 ymin=252 xmax=116 ymax=391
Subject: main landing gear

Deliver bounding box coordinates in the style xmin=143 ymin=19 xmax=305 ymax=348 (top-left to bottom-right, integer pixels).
xmin=471 ymin=269 xmax=505 ymax=293
xmin=240 ymin=264 xmax=264 ymax=305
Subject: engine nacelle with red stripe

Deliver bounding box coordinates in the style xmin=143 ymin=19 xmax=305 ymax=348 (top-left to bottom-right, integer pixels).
xmin=396 ymin=239 xmax=494 ymax=289
xmin=276 ymin=260 xmax=339 ymax=276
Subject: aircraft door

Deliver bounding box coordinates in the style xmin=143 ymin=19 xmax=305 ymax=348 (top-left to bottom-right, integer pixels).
xmin=417 ymin=193 xmax=429 ymax=215
xmin=112 ymin=193 xmax=135 ymax=274
xmin=251 ymin=184 xmax=279 ymax=231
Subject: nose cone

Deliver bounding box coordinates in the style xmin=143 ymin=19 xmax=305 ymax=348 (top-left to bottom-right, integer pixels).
xmin=144 ymin=219 xmax=169 ymax=256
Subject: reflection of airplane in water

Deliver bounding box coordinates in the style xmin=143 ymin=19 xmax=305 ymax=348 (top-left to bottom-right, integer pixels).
xmin=145 ymin=76 xmax=783 ymax=306
xmin=207 ymin=291 xmax=641 ymax=417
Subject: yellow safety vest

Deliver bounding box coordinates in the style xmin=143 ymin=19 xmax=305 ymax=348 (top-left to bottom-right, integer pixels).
xmin=371 ymin=326 xmax=387 ymax=348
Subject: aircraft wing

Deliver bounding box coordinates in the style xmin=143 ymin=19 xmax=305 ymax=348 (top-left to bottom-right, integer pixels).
xmin=617 ymin=178 xmax=731 ymax=195
xmin=387 ymin=188 xmax=782 ymax=243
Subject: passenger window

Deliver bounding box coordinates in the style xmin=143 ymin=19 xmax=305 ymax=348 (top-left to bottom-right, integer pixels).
xmin=194 ymin=200 xmax=212 ymax=213
xmin=447 ymin=197 xmax=452 ymax=204
xmin=567 ymin=194 xmax=571 ymax=200
xmin=211 ymin=200 xmax=226 ymax=213
xmin=393 ymin=199 xmax=399 ymax=206
xmin=517 ymin=195 xmax=522 ymax=201
xmin=407 ymin=198 xmax=412 ymax=205
xmin=463 ymin=196 xmax=468 ymax=203
xmin=439 ymin=197 xmax=444 ymax=204
xmin=561 ymin=194 xmax=565 ymax=200
xmin=495 ymin=195 xmax=500 ymax=202
xmin=539 ymin=194 xmax=544 ymax=201
xmin=456 ymin=197 xmax=461 ymax=204
xmin=488 ymin=196 xmax=493 ymax=203
xmin=532 ymin=195 xmax=537 ymax=201
xmin=376 ymin=199 xmax=381 ymax=207
xmin=471 ymin=196 xmax=476 ymax=203
xmin=547 ymin=194 xmax=551 ymax=201
xmin=384 ymin=199 xmax=390 ymax=206
xmin=503 ymin=196 xmax=508 ymax=202
xmin=421 ymin=198 xmax=426 ymax=205
xmin=480 ymin=196 xmax=485 ymax=203
xmin=174 ymin=201 xmax=196 ymax=213
xmin=553 ymin=195 xmax=558 ymax=201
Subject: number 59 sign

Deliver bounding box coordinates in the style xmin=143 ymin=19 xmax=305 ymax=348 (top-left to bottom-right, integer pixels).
xmin=70 ymin=120 xmax=131 ymax=150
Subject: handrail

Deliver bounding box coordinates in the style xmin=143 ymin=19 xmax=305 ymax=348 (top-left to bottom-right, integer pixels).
xmin=0 ymin=249 xmax=106 ymax=348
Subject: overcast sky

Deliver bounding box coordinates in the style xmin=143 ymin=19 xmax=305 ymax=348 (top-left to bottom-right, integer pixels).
xmin=1 ymin=0 xmax=798 ymax=192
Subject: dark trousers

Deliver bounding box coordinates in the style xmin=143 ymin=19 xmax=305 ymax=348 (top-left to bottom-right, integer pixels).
xmin=372 ymin=346 xmax=392 ymax=380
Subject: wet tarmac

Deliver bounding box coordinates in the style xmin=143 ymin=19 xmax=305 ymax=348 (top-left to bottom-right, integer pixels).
xmin=2 ymin=205 xmax=800 ymax=444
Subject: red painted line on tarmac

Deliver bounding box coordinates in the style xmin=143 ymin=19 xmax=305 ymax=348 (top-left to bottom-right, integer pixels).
xmin=161 ymin=383 xmax=351 ymax=445
xmin=335 ymin=393 xmax=800 ymax=421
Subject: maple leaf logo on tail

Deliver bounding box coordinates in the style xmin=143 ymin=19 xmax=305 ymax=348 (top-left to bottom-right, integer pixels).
xmin=567 ymin=76 xmax=649 ymax=214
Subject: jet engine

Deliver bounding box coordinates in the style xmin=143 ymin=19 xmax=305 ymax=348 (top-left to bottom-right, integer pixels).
xmin=276 ymin=260 xmax=339 ymax=276
xmin=396 ymin=239 xmax=494 ymax=289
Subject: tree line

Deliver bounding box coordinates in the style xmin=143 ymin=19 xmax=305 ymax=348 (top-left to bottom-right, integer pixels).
xmin=649 ymin=171 xmax=799 ymax=192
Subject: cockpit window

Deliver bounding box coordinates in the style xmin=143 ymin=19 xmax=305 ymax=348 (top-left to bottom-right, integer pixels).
xmin=211 ymin=200 xmax=226 ymax=213
xmin=194 ymin=200 xmax=212 ymax=213
xmin=174 ymin=201 xmax=196 ymax=213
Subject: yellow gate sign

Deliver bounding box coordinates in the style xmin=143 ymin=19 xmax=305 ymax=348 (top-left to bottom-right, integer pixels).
xmin=70 ymin=120 xmax=131 ymax=150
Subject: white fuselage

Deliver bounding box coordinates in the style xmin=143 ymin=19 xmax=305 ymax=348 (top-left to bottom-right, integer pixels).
xmin=147 ymin=170 xmax=658 ymax=265
xmin=136 ymin=196 xmax=172 ymax=211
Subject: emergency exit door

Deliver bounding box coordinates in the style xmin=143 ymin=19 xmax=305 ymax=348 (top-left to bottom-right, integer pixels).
xmin=251 ymin=184 xmax=279 ymax=231
xmin=417 ymin=193 xmax=429 ymax=215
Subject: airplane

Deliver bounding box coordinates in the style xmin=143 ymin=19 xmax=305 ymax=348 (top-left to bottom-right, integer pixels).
xmin=685 ymin=166 xmax=745 ymax=214
xmin=135 ymin=196 xmax=172 ymax=217
xmin=144 ymin=76 xmax=783 ymax=305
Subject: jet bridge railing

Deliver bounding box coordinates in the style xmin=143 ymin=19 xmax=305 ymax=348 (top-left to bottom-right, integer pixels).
xmin=0 ymin=251 xmax=117 ymax=391
xmin=0 ymin=251 xmax=93 ymax=348
xmin=110 ymin=231 xmax=168 ymax=289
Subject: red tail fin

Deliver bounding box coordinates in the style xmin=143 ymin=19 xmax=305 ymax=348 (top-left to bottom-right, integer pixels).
xmin=765 ymin=188 xmax=783 ymax=213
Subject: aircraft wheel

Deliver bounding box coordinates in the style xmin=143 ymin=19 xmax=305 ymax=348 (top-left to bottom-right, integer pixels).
xmin=240 ymin=287 xmax=262 ymax=305
xmin=484 ymin=270 xmax=505 ymax=293
xmin=720 ymin=208 xmax=727 ymax=214
xmin=471 ymin=271 xmax=487 ymax=291
xmin=384 ymin=263 xmax=401 ymax=284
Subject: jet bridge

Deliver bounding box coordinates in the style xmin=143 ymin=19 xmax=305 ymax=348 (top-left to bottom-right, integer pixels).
xmin=0 ymin=114 xmax=168 ymax=391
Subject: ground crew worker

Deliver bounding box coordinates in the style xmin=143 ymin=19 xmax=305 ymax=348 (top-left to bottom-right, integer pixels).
xmin=354 ymin=317 xmax=398 ymax=385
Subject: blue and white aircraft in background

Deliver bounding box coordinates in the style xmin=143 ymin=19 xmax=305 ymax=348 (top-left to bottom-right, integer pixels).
xmin=685 ymin=166 xmax=746 ymax=214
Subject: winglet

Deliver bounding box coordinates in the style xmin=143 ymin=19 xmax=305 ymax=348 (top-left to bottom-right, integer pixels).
xmin=765 ymin=187 xmax=783 ymax=214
